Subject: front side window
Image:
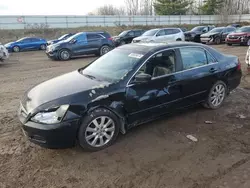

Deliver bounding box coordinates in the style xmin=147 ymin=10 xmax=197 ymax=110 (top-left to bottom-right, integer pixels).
xmin=127 ymin=31 xmax=134 ymax=36
xmin=135 ymin=31 xmax=142 ymax=36
xmin=156 ymin=30 xmax=165 ymax=37
xmin=180 ymin=48 xmax=208 ymax=70
xmin=137 ymin=50 xmax=176 ymax=78
xmin=76 ymin=34 xmax=87 ymax=42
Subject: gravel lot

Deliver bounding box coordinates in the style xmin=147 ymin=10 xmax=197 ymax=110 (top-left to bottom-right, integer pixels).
xmin=0 ymin=44 xmax=250 ymax=188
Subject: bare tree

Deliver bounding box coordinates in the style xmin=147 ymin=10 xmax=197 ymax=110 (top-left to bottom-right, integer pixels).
xmin=96 ymin=4 xmax=125 ymax=15
xmin=125 ymin=0 xmax=140 ymax=15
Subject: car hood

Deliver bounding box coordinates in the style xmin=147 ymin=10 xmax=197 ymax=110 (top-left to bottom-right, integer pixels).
xmin=48 ymin=39 xmax=60 ymax=44
xmin=185 ymin=31 xmax=201 ymax=35
xmin=4 ymin=42 xmax=15 ymax=46
xmin=21 ymin=70 xmax=111 ymax=113
xmin=228 ymin=32 xmax=248 ymax=36
xmin=133 ymin=36 xmax=152 ymax=41
xmin=201 ymin=32 xmax=220 ymax=37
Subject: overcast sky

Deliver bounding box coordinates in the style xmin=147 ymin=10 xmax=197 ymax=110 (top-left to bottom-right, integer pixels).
xmin=0 ymin=0 xmax=125 ymax=15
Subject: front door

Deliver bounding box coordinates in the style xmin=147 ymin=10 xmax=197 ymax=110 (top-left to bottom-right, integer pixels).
xmin=125 ymin=49 xmax=183 ymax=125
xmin=178 ymin=47 xmax=220 ymax=106
xmin=71 ymin=33 xmax=88 ymax=56
xmin=154 ymin=29 xmax=166 ymax=42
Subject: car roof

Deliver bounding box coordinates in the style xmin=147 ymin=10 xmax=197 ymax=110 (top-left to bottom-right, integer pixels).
xmin=118 ymin=42 xmax=208 ymax=53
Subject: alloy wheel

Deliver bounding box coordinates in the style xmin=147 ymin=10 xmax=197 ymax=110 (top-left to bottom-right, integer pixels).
xmin=60 ymin=50 xmax=70 ymax=60
xmin=101 ymin=46 xmax=110 ymax=55
xmin=13 ymin=46 xmax=20 ymax=52
xmin=210 ymin=84 xmax=226 ymax=107
xmin=85 ymin=116 xmax=115 ymax=147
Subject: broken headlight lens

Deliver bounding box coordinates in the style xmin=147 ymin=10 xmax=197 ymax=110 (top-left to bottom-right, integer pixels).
xmin=31 ymin=105 xmax=69 ymax=124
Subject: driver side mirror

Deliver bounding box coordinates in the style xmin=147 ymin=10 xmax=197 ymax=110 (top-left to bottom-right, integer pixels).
xmin=202 ymin=29 xmax=207 ymax=33
xmin=134 ymin=73 xmax=152 ymax=83
xmin=70 ymin=39 xmax=77 ymax=44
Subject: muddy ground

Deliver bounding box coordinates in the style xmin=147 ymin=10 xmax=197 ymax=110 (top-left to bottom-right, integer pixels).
xmin=0 ymin=45 xmax=250 ymax=188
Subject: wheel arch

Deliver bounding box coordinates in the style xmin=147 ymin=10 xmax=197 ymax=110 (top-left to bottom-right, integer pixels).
xmin=86 ymin=102 xmax=127 ymax=135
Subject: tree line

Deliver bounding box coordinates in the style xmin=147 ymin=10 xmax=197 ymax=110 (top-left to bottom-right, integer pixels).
xmin=88 ymin=0 xmax=250 ymax=16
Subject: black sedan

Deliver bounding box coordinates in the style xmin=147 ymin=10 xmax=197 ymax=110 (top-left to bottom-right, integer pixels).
xmin=18 ymin=42 xmax=242 ymax=151
xmin=200 ymin=27 xmax=236 ymax=44
xmin=112 ymin=29 xmax=145 ymax=46
xmin=185 ymin=25 xmax=215 ymax=42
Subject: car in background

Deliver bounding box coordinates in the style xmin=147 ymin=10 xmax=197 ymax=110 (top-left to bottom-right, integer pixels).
xmin=0 ymin=43 xmax=9 ymax=62
xmin=47 ymin=33 xmax=75 ymax=46
xmin=46 ymin=31 xmax=114 ymax=60
xmin=185 ymin=25 xmax=215 ymax=43
xmin=132 ymin=28 xmax=185 ymax=43
xmin=226 ymin=26 xmax=250 ymax=46
xmin=200 ymin=27 xmax=236 ymax=44
xmin=180 ymin=28 xmax=188 ymax=32
xmin=4 ymin=37 xmax=47 ymax=52
xmin=227 ymin=24 xmax=241 ymax=28
xmin=112 ymin=29 xmax=145 ymax=46
xmin=18 ymin=42 xmax=242 ymax=151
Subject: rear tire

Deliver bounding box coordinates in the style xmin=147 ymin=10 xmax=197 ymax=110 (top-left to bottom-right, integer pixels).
xmin=78 ymin=108 xmax=120 ymax=151
xmin=13 ymin=46 xmax=20 ymax=52
xmin=120 ymin=40 xmax=126 ymax=45
xmin=59 ymin=49 xmax=71 ymax=61
xmin=203 ymin=81 xmax=227 ymax=109
xmin=176 ymin=38 xmax=182 ymax=41
xmin=99 ymin=45 xmax=110 ymax=56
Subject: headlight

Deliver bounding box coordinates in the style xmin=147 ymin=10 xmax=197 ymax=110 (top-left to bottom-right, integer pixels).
xmin=31 ymin=105 xmax=69 ymax=124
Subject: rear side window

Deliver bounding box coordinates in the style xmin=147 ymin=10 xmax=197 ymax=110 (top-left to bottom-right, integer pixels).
xmin=135 ymin=31 xmax=142 ymax=36
xmin=87 ymin=34 xmax=103 ymax=41
xmin=180 ymin=47 xmax=208 ymax=70
xmin=31 ymin=38 xmax=40 ymax=42
xmin=171 ymin=29 xmax=181 ymax=34
xmin=226 ymin=27 xmax=236 ymax=32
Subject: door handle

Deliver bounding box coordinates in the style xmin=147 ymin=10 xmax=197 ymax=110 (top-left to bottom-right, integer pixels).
xmin=209 ymin=68 xmax=217 ymax=73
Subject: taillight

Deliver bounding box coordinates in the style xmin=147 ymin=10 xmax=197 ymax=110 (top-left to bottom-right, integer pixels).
xmin=237 ymin=59 xmax=241 ymax=70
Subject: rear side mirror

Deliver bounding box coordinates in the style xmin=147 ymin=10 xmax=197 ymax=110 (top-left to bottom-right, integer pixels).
xmin=134 ymin=73 xmax=151 ymax=83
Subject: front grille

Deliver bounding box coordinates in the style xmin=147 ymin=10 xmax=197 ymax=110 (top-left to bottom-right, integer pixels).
xmin=229 ymin=36 xmax=239 ymax=39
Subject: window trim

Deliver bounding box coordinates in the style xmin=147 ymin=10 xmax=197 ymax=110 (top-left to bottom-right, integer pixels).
xmin=126 ymin=46 xmax=218 ymax=87
xmin=87 ymin=33 xmax=105 ymax=41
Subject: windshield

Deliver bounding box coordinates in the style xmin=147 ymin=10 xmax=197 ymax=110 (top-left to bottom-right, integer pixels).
xmin=191 ymin=26 xmax=205 ymax=32
xmin=209 ymin=27 xmax=224 ymax=33
xmin=80 ymin=49 xmax=144 ymax=82
xmin=58 ymin=34 xmax=68 ymax=40
xmin=65 ymin=33 xmax=81 ymax=42
xmin=16 ymin=37 xmax=27 ymax=42
xmin=142 ymin=29 xmax=159 ymax=36
xmin=118 ymin=31 xmax=128 ymax=37
xmin=236 ymin=27 xmax=250 ymax=33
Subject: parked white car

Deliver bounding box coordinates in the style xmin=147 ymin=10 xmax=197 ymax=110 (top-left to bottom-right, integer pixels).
xmin=132 ymin=28 xmax=185 ymax=43
xmin=0 ymin=43 xmax=9 ymax=62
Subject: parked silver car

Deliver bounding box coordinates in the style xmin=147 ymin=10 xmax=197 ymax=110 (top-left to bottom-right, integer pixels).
xmin=0 ymin=43 xmax=9 ymax=62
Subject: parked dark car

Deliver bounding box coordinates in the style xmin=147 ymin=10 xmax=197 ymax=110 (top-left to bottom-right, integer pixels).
xmin=47 ymin=33 xmax=75 ymax=45
xmin=18 ymin=42 xmax=242 ymax=151
xmin=227 ymin=24 xmax=241 ymax=28
xmin=226 ymin=26 xmax=250 ymax=46
xmin=200 ymin=27 xmax=236 ymax=44
xmin=4 ymin=37 xmax=47 ymax=52
xmin=112 ymin=30 xmax=145 ymax=46
xmin=185 ymin=25 xmax=215 ymax=42
xmin=46 ymin=31 xmax=114 ymax=60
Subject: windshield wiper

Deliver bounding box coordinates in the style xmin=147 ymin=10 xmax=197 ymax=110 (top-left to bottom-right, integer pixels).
xmin=82 ymin=73 xmax=96 ymax=80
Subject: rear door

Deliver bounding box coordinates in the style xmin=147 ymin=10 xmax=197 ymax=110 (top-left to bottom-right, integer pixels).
xmin=30 ymin=38 xmax=42 ymax=49
xmin=178 ymin=47 xmax=219 ymax=106
xmin=86 ymin=33 xmax=104 ymax=54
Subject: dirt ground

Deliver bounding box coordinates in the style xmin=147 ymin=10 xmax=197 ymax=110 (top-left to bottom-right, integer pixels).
xmin=0 ymin=44 xmax=250 ymax=188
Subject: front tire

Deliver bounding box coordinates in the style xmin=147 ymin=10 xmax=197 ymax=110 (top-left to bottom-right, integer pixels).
xmin=13 ymin=46 xmax=20 ymax=52
xmin=78 ymin=108 xmax=120 ymax=151
xmin=120 ymin=40 xmax=126 ymax=45
xmin=176 ymin=38 xmax=182 ymax=41
xmin=203 ymin=81 xmax=227 ymax=109
xmin=40 ymin=44 xmax=46 ymax=50
xmin=227 ymin=43 xmax=232 ymax=46
xmin=59 ymin=49 xmax=71 ymax=61
xmin=214 ymin=37 xmax=221 ymax=45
